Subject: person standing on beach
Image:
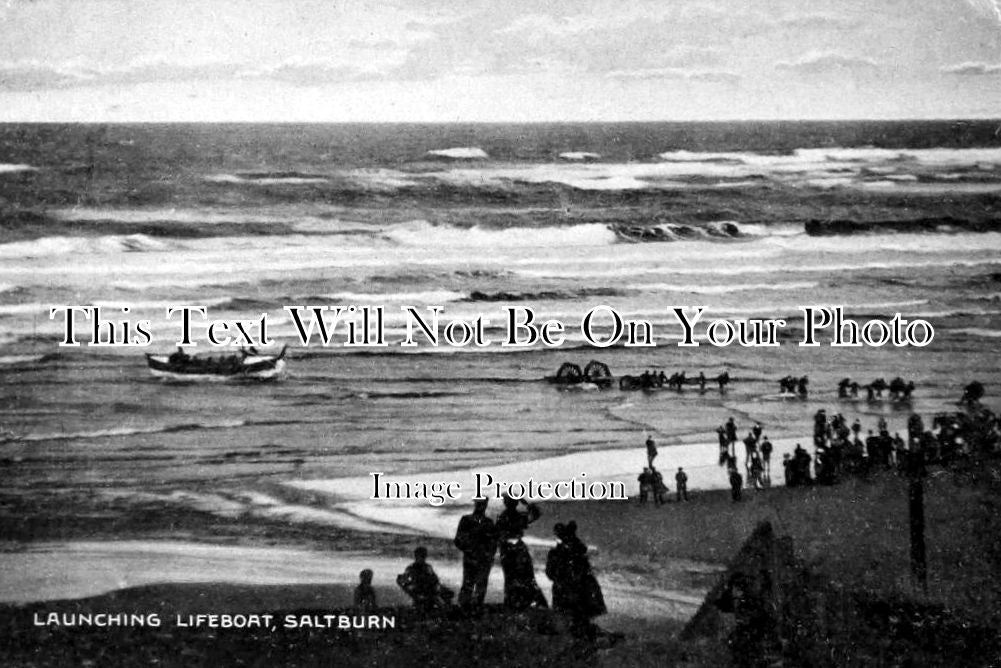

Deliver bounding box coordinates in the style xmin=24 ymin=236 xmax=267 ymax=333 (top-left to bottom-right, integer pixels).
xmin=675 ymin=467 xmax=689 ymax=501
xmin=725 ymin=418 xmax=738 ymax=454
xmin=650 ymin=467 xmax=668 ymax=506
xmin=454 ymin=499 xmax=497 ymax=612
xmin=729 ymin=468 xmax=743 ymax=501
xmin=645 ymin=435 xmax=658 ymax=468
xmin=760 ymin=437 xmax=773 ymax=476
xmin=638 ymin=468 xmax=652 ymax=504
xmin=354 ymin=568 xmax=377 ymax=612
xmin=496 ymin=495 xmax=548 ymax=610
xmin=749 ymin=454 xmax=764 ymax=490
xmin=546 ymin=521 xmax=606 ymax=640
xmin=743 ymin=432 xmax=758 ymax=470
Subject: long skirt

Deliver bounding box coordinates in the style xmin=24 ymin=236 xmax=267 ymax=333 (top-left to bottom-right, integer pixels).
xmin=499 ymin=540 xmax=548 ymax=610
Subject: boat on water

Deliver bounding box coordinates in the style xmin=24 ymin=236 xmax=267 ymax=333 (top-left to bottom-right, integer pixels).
xmin=145 ymin=346 xmax=287 ymax=381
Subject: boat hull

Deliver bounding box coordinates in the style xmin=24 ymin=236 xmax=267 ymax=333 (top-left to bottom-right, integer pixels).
xmin=145 ymin=348 xmax=287 ymax=381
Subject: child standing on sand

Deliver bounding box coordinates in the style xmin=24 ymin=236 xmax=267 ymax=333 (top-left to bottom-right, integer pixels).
xmin=354 ymin=569 xmax=377 ymax=612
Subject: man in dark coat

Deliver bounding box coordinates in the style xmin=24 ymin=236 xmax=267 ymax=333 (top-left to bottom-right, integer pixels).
xmin=454 ymin=499 xmax=497 ymax=611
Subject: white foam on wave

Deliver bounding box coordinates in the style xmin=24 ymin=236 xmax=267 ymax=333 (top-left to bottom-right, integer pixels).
xmin=658 ymin=150 xmax=746 ymax=163
xmin=204 ymin=174 xmax=329 ymax=185
xmin=14 ymin=418 xmax=247 ymax=443
xmin=427 ymin=147 xmax=489 ymax=160
xmin=51 ymin=207 xmax=353 ymax=228
xmin=806 ymin=177 xmax=856 ymax=189
xmin=320 ymin=290 xmax=467 ymax=304
xmin=0 ymin=163 xmax=36 ymax=174
xmin=345 ymin=168 xmax=418 ymax=190
xmin=0 ymin=354 xmax=44 ymax=366
xmin=0 ymin=297 xmax=231 ymax=318
xmin=0 ymin=234 xmax=172 ymax=259
xmin=952 ymin=327 xmax=1001 ymax=338
xmin=558 ymin=152 xmax=602 ymax=161
xmin=738 ymin=223 xmax=802 ymax=237
xmin=629 ymin=281 xmax=818 ymax=294
xmin=384 ymin=220 xmax=617 ymax=248
xmin=660 ymin=146 xmax=1001 ymax=167
xmin=516 ymin=257 xmax=1001 ymax=280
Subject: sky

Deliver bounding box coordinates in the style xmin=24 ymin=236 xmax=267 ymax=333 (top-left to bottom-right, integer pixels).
xmin=1 ymin=0 xmax=1000 ymax=122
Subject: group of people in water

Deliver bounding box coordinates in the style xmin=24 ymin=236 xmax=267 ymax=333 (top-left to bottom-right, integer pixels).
xmin=837 ymin=377 xmax=916 ymax=402
xmin=620 ymin=369 xmax=730 ymax=392
xmin=778 ymin=375 xmax=809 ymax=397
xmin=387 ymin=497 xmax=606 ymax=639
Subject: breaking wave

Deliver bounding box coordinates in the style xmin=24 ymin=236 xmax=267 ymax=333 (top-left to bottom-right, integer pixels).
xmin=15 ymin=419 xmax=249 ymax=443
xmin=0 ymin=163 xmax=36 ymax=174
xmin=205 ymin=172 xmax=329 ymax=185
xmin=426 ymin=147 xmax=489 ymax=160
xmin=951 ymin=327 xmax=1001 ymax=338
xmin=0 ymin=234 xmax=173 ymax=259
xmin=628 ymin=281 xmax=818 ymax=294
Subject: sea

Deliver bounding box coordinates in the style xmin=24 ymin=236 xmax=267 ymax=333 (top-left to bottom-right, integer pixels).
xmin=1 ymin=121 xmax=1000 ymax=569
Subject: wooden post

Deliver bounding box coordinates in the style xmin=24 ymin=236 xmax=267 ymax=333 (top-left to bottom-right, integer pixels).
xmin=907 ymin=449 xmax=927 ymax=593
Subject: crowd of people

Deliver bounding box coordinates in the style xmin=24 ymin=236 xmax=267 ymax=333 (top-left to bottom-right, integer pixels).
xmin=384 ymin=497 xmax=607 ymax=640
xmin=374 ymin=383 xmax=997 ymax=643
xmin=621 ymin=369 xmax=730 ymax=392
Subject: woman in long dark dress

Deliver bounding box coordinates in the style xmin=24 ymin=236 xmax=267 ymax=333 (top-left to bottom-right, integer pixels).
xmin=495 ymin=495 xmax=548 ymax=610
xmin=545 ymin=521 xmax=606 ymax=638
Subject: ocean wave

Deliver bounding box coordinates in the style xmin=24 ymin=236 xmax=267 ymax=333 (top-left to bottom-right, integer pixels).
xmin=628 ymin=281 xmax=818 ymax=294
xmin=515 ymin=258 xmax=1001 ymax=280
xmin=559 ymin=152 xmax=601 ymax=161
xmin=51 ymin=207 xmax=315 ymax=226
xmin=426 ymin=147 xmax=489 ymax=160
xmin=463 ymin=287 xmax=622 ymax=302
xmin=14 ymin=419 xmax=248 ymax=443
xmin=205 ymin=172 xmax=329 ymax=185
xmin=0 ymin=354 xmax=44 ymax=366
xmin=320 ymin=290 xmax=467 ymax=304
xmin=384 ymin=221 xmax=617 ymax=248
xmin=738 ymin=223 xmax=803 ymax=237
xmin=0 ymin=163 xmax=36 ymax=174
xmin=0 ymin=297 xmax=232 ymax=317
xmin=0 ymin=233 xmax=173 ymax=259
xmin=658 ymin=151 xmax=746 ymax=163
xmin=951 ymin=327 xmax=1001 ymax=338
xmin=658 ymin=147 xmax=1001 ymax=167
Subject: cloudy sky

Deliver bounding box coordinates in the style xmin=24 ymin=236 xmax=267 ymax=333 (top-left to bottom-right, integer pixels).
xmin=1 ymin=0 xmax=1000 ymax=121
